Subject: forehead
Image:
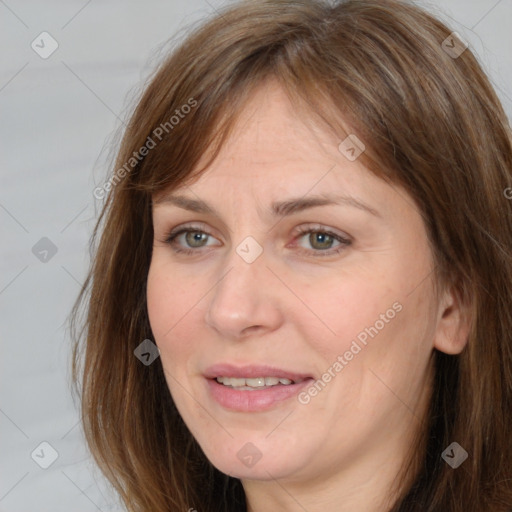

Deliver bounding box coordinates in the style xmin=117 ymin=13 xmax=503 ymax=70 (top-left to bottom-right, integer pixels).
xmin=153 ymin=80 xmax=423 ymax=234
xmin=202 ymin=81 xmax=339 ymax=170
xmin=157 ymin=82 xmax=388 ymax=212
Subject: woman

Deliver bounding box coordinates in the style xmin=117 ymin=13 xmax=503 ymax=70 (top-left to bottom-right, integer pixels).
xmin=71 ymin=0 xmax=512 ymax=510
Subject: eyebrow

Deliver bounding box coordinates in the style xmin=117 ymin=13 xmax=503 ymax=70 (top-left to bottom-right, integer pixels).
xmin=154 ymin=193 xmax=381 ymax=218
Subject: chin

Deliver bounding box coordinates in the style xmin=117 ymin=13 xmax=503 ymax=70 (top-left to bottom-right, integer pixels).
xmin=192 ymin=430 xmax=313 ymax=481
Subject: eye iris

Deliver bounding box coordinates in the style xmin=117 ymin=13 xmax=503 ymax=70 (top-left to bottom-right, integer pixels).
xmin=310 ymin=232 xmax=333 ymax=250
xmin=185 ymin=231 xmax=208 ymax=247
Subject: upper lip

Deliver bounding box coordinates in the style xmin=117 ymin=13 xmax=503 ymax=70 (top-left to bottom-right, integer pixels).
xmin=204 ymin=363 xmax=313 ymax=382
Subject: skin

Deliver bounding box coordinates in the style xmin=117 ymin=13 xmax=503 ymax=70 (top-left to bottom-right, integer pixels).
xmin=147 ymin=80 xmax=470 ymax=512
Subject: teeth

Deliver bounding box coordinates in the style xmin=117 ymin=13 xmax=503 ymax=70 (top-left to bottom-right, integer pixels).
xmin=246 ymin=377 xmax=266 ymax=387
xmin=216 ymin=376 xmax=296 ymax=388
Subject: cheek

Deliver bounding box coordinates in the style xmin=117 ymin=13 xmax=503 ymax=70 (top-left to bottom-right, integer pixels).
xmin=146 ymin=258 xmax=205 ymax=377
xmin=308 ymin=259 xmax=436 ymax=385
xmin=303 ymin=274 xmax=398 ymax=356
xmin=146 ymin=257 xmax=195 ymax=339
xmin=147 ymin=262 xmax=183 ymax=370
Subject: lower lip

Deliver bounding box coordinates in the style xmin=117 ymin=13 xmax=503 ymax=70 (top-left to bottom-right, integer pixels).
xmin=205 ymin=378 xmax=313 ymax=412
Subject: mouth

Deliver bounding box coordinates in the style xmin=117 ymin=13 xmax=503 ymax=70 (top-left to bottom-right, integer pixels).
xmin=203 ymin=364 xmax=314 ymax=411
xmin=214 ymin=376 xmax=306 ymax=390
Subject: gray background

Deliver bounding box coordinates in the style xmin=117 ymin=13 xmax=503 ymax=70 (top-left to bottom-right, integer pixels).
xmin=1 ymin=1 xmax=511 ymax=511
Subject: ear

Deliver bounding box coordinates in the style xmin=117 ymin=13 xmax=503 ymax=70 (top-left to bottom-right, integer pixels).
xmin=433 ymin=284 xmax=472 ymax=355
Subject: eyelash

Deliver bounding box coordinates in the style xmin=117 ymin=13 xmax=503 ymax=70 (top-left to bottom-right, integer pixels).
xmin=161 ymin=223 xmax=351 ymax=257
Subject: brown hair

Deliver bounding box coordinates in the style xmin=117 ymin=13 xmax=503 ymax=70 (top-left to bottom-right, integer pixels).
xmin=71 ymin=0 xmax=512 ymax=510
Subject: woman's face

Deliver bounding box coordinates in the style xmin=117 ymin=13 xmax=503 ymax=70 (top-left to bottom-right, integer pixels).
xmin=147 ymin=81 xmax=447 ymax=486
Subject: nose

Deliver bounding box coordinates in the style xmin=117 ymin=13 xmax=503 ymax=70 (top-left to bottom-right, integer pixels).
xmin=204 ymin=247 xmax=284 ymax=340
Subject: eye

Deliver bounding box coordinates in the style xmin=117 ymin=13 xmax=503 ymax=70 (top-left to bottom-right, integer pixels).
xmin=160 ymin=223 xmax=351 ymax=257
xmin=162 ymin=223 xmax=219 ymax=254
xmin=292 ymin=225 xmax=351 ymax=256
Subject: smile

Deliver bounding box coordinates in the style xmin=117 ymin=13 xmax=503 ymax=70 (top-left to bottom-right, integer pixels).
xmin=215 ymin=376 xmax=303 ymax=389
xmin=203 ymin=365 xmax=314 ymax=411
